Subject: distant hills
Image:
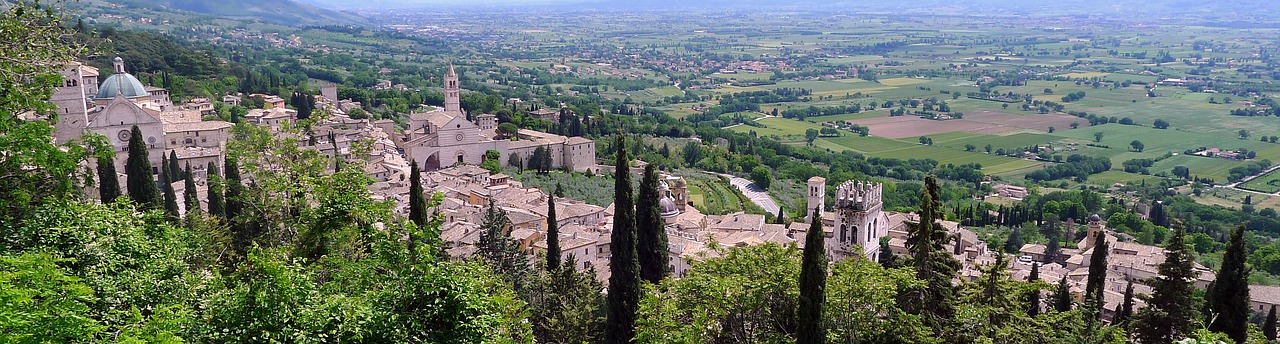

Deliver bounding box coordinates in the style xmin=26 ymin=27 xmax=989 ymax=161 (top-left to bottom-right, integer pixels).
xmin=296 ymin=0 xmax=1280 ymax=18
xmin=99 ymin=0 xmax=364 ymax=26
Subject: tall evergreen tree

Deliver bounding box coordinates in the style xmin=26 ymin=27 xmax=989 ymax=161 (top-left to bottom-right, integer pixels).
xmin=206 ymin=162 xmax=224 ymax=218
xmin=96 ymin=156 xmax=120 ymax=203
xmin=1265 ymin=305 xmax=1277 ymax=341
xmin=1004 ymin=227 xmax=1023 ymax=253
xmin=183 ymin=163 xmax=199 ymax=215
xmin=478 ymin=200 xmax=530 ymax=291
xmin=1084 ymin=237 xmax=1109 ymax=319
xmin=168 ymin=149 xmax=181 ymax=181
xmin=903 ymin=175 xmax=959 ymax=326
xmin=1207 ymin=225 xmax=1250 ymax=343
xmin=125 ymin=125 xmax=159 ymax=208
xmin=798 ymin=207 xmax=827 ymax=344
xmin=1027 ymin=262 xmax=1041 ymax=317
xmin=159 ymin=162 xmax=180 ymax=222
xmin=606 ymin=134 xmax=640 ymax=344
xmin=636 ymin=164 xmax=669 ymax=284
xmin=775 ymin=206 xmax=785 ymax=224
xmin=223 ymin=156 xmax=242 ymax=222
xmin=1133 ymin=225 xmax=1201 ymax=343
xmin=1115 ymin=280 xmax=1134 ymax=324
xmin=408 ymin=161 xmax=427 ymax=227
xmin=1053 ymin=275 xmax=1072 ymax=312
xmin=547 ymin=185 xmax=561 ymax=272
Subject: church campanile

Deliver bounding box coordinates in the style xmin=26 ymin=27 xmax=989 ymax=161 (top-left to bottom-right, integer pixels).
xmin=444 ymin=63 xmax=461 ymax=114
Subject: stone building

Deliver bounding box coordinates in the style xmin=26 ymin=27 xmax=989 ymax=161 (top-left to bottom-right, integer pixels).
xmin=401 ymin=65 xmax=595 ymax=172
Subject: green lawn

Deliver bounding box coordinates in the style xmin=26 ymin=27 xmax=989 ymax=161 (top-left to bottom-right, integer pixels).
xmin=1239 ymin=168 xmax=1280 ymax=194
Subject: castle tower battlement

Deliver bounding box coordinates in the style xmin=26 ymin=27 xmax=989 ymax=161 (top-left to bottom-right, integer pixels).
xmin=834 ymin=180 xmax=882 ymax=212
xmin=828 ymin=179 xmax=886 ymax=262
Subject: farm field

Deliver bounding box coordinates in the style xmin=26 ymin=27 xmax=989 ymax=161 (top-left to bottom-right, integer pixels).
xmin=1239 ymin=169 xmax=1280 ymax=194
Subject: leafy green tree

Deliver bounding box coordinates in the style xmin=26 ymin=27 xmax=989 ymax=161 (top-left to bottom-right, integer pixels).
xmin=0 ymin=0 xmax=101 ymax=227
xmin=1094 ymin=132 xmax=1104 ymax=142
xmin=903 ymin=176 xmax=959 ymax=327
xmin=1207 ymin=225 xmax=1250 ymax=343
xmin=1130 ymin=140 xmax=1144 ymax=152
xmin=682 ymin=141 xmax=704 ymax=166
xmin=126 ymin=125 xmax=160 ymax=209
xmin=635 ymin=243 xmax=801 ymax=342
xmin=206 ymin=162 xmax=224 ymax=218
xmin=546 ymin=185 xmax=561 ymax=271
xmin=183 ymin=163 xmax=199 ymax=215
xmin=1084 ymin=237 xmax=1109 ymax=319
xmin=1132 ymin=226 xmax=1201 ymax=343
xmin=798 ymin=207 xmax=828 ymax=344
xmin=607 ymin=134 xmax=641 ymax=344
xmin=0 ymin=253 xmax=105 ymax=342
xmin=637 ymin=164 xmax=668 ymax=283
xmin=750 ymin=165 xmax=772 ymax=190
xmin=1053 ymin=275 xmax=1072 ymax=312
xmin=97 ymin=156 xmax=121 ymax=203
xmin=805 ymin=128 xmax=819 ymax=146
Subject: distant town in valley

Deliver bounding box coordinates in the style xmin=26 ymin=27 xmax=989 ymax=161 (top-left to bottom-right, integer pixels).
xmin=7 ymin=0 xmax=1280 ymax=342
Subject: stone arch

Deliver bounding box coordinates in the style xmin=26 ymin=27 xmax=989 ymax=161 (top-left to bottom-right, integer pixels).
xmin=424 ymin=153 xmax=440 ymax=171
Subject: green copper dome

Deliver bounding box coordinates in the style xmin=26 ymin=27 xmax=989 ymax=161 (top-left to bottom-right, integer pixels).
xmin=96 ymin=57 xmax=148 ymax=99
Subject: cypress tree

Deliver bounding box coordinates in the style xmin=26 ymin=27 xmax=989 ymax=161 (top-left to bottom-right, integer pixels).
xmin=1208 ymin=225 xmax=1250 ymax=343
xmin=606 ymin=134 xmax=640 ymax=344
xmin=1265 ymin=305 xmax=1277 ymax=341
xmin=1053 ymin=275 xmax=1072 ymax=312
xmin=1115 ymin=280 xmax=1134 ymax=324
xmin=183 ymin=163 xmax=199 ymax=215
xmin=409 ymin=161 xmax=427 ymax=227
xmin=1004 ymin=227 xmax=1023 ymax=253
xmin=1027 ymin=262 xmax=1041 ymax=317
xmin=547 ymin=185 xmax=561 ymax=271
xmin=159 ymin=162 xmax=180 ymax=222
xmin=637 ymin=164 xmax=669 ymax=284
xmin=223 ymin=156 xmax=242 ymax=222
xmin=798 ymin=206 xmax=827 ymax=344
xmin=1084 ymin=237 xmax=1109 ymax=319
xmin=96 ymin=156 xmax=120 ymax=203
xmin=1133 ymin=225 xmax=1201 ymax=343
xmin=775 ymin=206 xmax=785 ymax=224
xmin=125 ymin=125 xmax=159 ymax=209
xmin=206 ymin=162 xmax=224 ymax=218
xmin=904 ymin=175 xmax=959 ymax=325
xmin=168 ymin=149 xmax=181 ymax=181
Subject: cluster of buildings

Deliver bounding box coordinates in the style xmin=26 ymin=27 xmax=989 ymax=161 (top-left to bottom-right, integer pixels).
xmin=42 ymin=56 xmax=1280 ymax=324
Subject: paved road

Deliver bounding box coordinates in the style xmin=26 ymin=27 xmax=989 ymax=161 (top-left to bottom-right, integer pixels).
xmin=707 ymin=172 xmax=781 ymax=215
xmin=1222 ymin=162 xmax=1280 ymax=195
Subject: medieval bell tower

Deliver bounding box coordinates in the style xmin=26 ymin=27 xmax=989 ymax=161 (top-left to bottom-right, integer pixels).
xmin=806 ymin=176 xmax=826 ymax=223
xmin=828 ymin=180 xmax=886 ymax=261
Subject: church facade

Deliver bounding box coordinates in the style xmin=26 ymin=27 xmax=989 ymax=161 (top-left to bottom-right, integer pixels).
xmin=52 ymin=57 xmax=232 ymax=178
xmin=402 ymin=65 xmax=596 ymax=172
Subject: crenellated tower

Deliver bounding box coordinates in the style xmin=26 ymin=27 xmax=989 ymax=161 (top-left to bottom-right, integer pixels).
xmin=828 ymin=180 xmax=886 ymax=261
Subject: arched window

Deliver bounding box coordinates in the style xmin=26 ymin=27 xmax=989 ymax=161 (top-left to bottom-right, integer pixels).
xmin=839 ymin=224 xmax=847 ymax=242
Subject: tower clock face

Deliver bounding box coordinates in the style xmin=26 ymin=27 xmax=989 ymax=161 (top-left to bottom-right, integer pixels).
xmin=455 ymin=133 xmax=464 ymax=141
xmin=117 ymin=130 xmax=131 ymax=142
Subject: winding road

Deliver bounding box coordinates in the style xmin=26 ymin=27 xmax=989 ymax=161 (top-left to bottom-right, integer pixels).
xmin=706 ymin=171 xmax=781 ymax=215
